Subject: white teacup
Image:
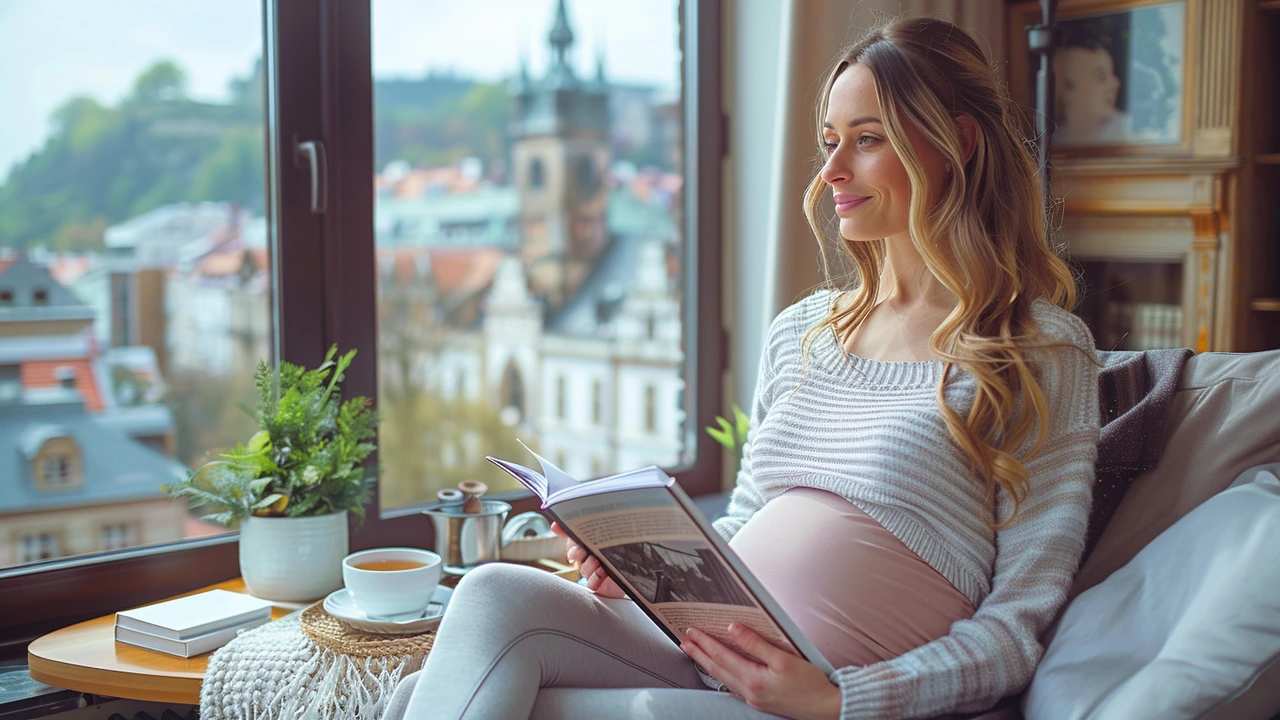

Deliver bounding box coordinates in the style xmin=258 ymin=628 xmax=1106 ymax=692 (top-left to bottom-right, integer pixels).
xmin=342 ymin=547 xmax=442 ymax=619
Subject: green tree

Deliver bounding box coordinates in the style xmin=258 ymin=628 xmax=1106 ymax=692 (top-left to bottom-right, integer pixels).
xmin=0 ymin=58 xmax=264 ymax=249
xmin=51 ymin=217 xmax=108 ymax=253
xmin=169 ymin=364 xmax=260 ymax=470
xmin=376 ymin=272 xmax=526 ymax=510
xmin=192 ymin=127 xmax=266 ymax=212
xmin=130 ymin=60 xmax=187 ymax=105
xmin=51 ymin=97 xmax=119 ymax=152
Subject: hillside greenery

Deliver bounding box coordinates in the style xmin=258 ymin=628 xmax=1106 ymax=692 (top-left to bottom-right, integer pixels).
xmin=0 ymin=59 xmax=512 ymax=251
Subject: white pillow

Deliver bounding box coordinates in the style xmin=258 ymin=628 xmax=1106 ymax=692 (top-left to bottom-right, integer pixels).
xmin=1024 ymin=463 xmax=1280 ymax=720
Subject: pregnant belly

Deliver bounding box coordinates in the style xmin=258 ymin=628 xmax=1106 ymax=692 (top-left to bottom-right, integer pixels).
xmin=728 ymin=487 xmax=974 ymax=669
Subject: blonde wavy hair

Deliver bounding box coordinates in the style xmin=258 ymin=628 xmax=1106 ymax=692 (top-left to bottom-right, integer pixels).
xmin=801 ymin=17 xmax=1088 ymax=527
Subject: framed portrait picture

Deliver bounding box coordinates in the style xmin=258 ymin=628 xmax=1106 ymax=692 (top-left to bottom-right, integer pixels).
xmin=1008 ymin=0 xmax=1189 ymax=155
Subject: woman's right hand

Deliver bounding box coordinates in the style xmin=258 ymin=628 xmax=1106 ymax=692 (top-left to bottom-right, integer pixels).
xmin=551 ymin=521 xmax=627 ymax=599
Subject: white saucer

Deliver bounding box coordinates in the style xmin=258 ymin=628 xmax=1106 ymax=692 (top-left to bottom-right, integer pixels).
xmin=323 ymin=586 xmax=453 ymax=635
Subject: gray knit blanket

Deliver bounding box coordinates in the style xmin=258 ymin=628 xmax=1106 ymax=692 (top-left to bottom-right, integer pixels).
xmin=201 ymin=611 xmax=417 ymax=720
xmin=1084 ymin=348 xmax=1194 ymax=561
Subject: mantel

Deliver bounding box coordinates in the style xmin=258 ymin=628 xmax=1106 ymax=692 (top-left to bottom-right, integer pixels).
xmin=1052 ymin=156 xmax=1243 ymax=177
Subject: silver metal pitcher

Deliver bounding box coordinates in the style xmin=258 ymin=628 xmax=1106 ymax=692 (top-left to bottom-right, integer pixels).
xmin=423 ymin=499 xmax=512 ymax=575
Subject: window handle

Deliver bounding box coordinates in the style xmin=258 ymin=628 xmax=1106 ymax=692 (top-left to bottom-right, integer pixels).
xmin=293 ymin=138 xmax=328 ymax=214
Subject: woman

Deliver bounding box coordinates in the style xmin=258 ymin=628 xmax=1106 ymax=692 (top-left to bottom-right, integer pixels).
xmin=400 ymin=16 xmax=1099 ymax=720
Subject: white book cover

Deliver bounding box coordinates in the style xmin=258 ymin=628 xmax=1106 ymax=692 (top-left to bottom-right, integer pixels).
xmin=114 ymin=616 xmax=271 ymax=658
xmin=115 ymin=589 xmax=273 ymax=641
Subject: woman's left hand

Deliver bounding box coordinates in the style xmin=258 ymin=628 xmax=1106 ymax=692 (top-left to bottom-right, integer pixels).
xmin=681 ymin=624 xmax=841 ymax=720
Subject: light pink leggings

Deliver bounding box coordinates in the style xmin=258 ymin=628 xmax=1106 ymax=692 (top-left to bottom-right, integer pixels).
xmin=398 ymin=562 xmax=791 ymax=720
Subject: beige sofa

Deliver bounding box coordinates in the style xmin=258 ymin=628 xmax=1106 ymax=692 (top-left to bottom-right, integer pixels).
xmin=969 ymin=349 xmax=1280 ymax=720
xmin=1038 ymin=350 xmax=1280 ymax=720
xmin=1070 ymin=350 xmax=1280 ymax=598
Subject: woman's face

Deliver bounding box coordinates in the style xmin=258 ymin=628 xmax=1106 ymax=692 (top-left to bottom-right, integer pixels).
xmin=820 ymin=63 xmax=948 ymax=244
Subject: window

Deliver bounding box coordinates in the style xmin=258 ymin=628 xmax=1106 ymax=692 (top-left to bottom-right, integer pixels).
xmin=0 ymin=365 xmax=19 ymax=401
xmin=556 ymin=375 xmax=567 ymax=420
xmin=530 ymin=158 xmax=546 ymax=189
xmin=100 ymin=523 xmax=138 ymax=551
xmin=40 ymin=456 xmax=73 ymax=488
xmin=19 ymin=533 xmax=61 ymax=564
xmin=591 ymin=379 xmax=603 ymax=426
xmin=645 ymin=384 xmax=657 ymax=434
xmin=500 ymin=360 xmax=525 ymax=423
xmin=575 ymin=156 xmax=598 ymax=194
xmin=0 ymin=0 xmax=270 ymax=577
xmin=2 ymin=0 xmax=722 ymax=656
xmin=374 ymin=0 xmax=722 ymax=512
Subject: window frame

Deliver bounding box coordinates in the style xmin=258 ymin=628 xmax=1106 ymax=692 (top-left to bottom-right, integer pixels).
xmin=0 ymin=0 xmax=723 ymax=660
xmin=0 ymin=0 xmax=326 ymax=659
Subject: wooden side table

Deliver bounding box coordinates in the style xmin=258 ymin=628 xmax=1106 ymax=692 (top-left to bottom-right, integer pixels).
xmin=27 ymin=579 xmax=291 ymax=705
xmin=27 ymin=559 xmax=577 ymax=705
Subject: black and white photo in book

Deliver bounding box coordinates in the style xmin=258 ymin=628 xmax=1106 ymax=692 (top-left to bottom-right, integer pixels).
xmin=598 ymin=540 xmax=754 ymax=606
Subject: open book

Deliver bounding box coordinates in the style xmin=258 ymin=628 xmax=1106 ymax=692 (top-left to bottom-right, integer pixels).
xmin=487 ymin=444 xmax=834 ymax=676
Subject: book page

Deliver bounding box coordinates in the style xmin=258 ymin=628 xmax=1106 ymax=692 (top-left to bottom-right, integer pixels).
xmin=554 ymin=488 xmax=802 ymax=661
xmin=487 ymin=457 xmax=549 ymax=502
xmin=520 ymin=439 xmax=580 ymax=497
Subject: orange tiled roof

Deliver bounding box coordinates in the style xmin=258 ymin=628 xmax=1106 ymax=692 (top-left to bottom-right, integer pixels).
xmin=377 ymin=246 xmax=430 ymax=286
xmin=48 ymin=256 xmax=93 ymax=286
xmin=22 ymin=359 xmax=104 ymax=411
xmin=429 ymin=247 xmax=503 ymax=299
xmin=376 ymin=246 xmax=503 ymax=299
xmin=247 ymin=248 xmax=270 ymax=271
xmin=194 ymin=249 xmax=246 ymax=278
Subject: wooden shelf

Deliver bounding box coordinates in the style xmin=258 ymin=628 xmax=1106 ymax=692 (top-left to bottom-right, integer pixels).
xmin=1251 ymin=298 xmax=1280 ymax=312
xmin=1255 ymin=154 xmax=1280 ymax=164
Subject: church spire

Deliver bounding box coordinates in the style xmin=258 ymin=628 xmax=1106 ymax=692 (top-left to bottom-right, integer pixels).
xmin=548 ymin=0 xmax=574 ymax=70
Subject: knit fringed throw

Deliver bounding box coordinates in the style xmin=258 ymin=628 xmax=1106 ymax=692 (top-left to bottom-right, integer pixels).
xmin=201 ymin=603 xmax=435 ymax=720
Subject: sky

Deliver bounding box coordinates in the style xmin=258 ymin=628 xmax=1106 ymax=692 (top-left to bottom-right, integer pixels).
xmin=0 ymin=0 xmax=681 ymax=181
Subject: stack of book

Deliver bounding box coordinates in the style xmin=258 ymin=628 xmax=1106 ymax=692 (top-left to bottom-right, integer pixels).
xmin=114 ymin=589 xmax=274 ymax=658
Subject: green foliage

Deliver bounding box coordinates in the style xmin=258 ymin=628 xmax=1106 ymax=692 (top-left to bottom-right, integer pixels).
xmin=130 ymin=59 xmax=187 ymax=105
xmin=705 ymin=403 xmax=750 ymax=464
xmin=162 ymin=346 xmax=380 ymax=527
xmin=0 ymin=59 xmax=260 ymax=249
xmin=191 ymin=126 xmax=266 ymax=212
xmin=374 ymin=81 xmax=512 ymax=172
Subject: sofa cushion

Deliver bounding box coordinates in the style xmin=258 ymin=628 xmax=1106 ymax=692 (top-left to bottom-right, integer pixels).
xmin=1072 ymin=350 xmax=1280 ymax=597
xmin=1024 ymin=464 xmax=1280 ymax=720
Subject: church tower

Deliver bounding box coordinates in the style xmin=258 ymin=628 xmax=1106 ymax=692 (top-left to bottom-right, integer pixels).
xmin=510 ymin=0 xmax=611 ymax=312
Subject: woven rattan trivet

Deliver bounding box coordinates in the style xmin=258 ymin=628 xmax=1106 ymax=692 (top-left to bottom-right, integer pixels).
xmin=300 ymin=601 xmax=436 ymax=662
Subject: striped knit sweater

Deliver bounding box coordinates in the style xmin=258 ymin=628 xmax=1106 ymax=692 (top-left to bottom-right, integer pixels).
xmin=711 ymin=290 xmax=1100 ymax=719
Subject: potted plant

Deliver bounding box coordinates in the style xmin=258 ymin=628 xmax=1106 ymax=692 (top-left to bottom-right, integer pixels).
xmin=164 ymin=346 xmax=378 ymax=602
xmin=706 ymin=403 xmax=750 ymax=474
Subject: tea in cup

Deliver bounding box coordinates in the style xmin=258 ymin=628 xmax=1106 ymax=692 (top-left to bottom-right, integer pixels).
xmin=342 ymin=547 xmax=442 ymax=618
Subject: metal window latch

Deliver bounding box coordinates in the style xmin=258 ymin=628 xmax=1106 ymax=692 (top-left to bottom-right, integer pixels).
xmin=293 ymin=137 xmax=328 ymax=214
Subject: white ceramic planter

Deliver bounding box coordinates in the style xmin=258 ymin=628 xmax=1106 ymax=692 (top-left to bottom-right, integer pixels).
xmin=239 ymin=511 xmax=348 ymax=602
